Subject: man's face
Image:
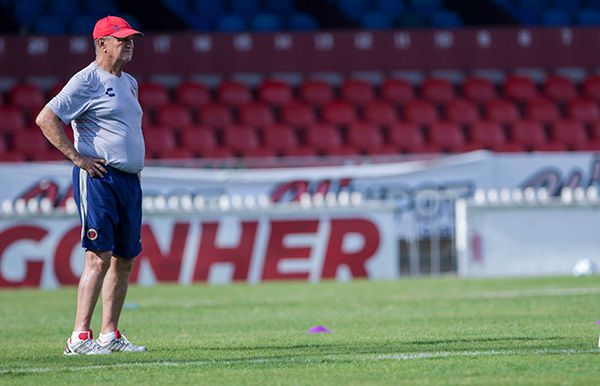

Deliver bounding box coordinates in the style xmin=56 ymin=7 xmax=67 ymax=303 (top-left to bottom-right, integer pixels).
xmin=102 ymin=36 xmax=135 ymax=63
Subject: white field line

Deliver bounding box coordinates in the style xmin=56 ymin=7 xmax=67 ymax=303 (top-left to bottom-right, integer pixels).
xmin=389 ymin=287 xmax=600 ymax=302
xmin=1 ymin=348 xmax=598 ymax=376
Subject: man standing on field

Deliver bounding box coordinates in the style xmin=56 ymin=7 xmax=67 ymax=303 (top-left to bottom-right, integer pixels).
xmin=35 ymin=15 xmax=147 ymax=355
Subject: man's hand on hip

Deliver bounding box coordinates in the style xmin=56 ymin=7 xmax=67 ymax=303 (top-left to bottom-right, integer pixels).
xmin=74 ymin=154 xmax=107 ymax=178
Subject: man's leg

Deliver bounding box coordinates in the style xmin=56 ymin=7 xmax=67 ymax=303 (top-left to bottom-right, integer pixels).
xmin=74 ymin=250 xmax=113 ymax=331
xmin=100 ymin=256 xmax=134 ymax=334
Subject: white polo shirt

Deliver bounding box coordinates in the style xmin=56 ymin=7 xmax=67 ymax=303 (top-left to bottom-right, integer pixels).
xmin=48 ymin=62 xmax=145 ymax=174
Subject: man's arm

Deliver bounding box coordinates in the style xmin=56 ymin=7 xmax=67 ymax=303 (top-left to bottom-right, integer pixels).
xmin=35 ymin=106 xmax=107 ymax=177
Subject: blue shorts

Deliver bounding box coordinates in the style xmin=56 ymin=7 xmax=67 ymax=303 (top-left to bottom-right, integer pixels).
xmin=72 ymin=165 xmax=143 ymax=259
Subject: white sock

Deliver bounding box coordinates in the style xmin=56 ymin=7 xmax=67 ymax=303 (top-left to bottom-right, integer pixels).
xmin=71 ymin=330 xmax=90 ymax=342
xmin=99 ymin=330 xmax=117 ymax=343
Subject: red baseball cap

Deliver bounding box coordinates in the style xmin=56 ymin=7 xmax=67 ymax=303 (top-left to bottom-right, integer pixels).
xmin=92 ymin=16 xmax=143 ymax=40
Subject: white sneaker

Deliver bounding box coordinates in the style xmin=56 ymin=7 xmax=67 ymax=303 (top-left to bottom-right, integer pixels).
xmin=64 ymin=330 xmax=112 ymax=356
xmin=97 ymin=329 xmax=147 ymax=353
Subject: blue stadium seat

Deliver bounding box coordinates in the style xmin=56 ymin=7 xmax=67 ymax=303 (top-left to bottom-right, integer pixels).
xmin=230 ymin=0 xmax=259 ymax=18
xmin=576 ymin=8 xmax=600 ymax=25
xmin=264 ymin=0 xmax=295 ymax=16
xmin=360 ymin=12 xmax=393 ymax=30
xmin=339 ymin=0 xmax=370 ymax=21
xmin=398 ymin=12 xmax=428 ymax=28
xmin=82 ymin=0 xmax=118 ymax=15
xmin=187 ymin=15 xmax=214 ymax=31
xmin=251 ymin=13 xmax=281 ymax=31
xmin=553 ymin=0 xmax=581 ymax=12
xmin=431 ymin=10 xmax=464 ymax=28
xmin=70 ymin=14 xmax=97 ymax=35
xmin=34 ymin=15 xmax=68 ymax=35
xmin=217 ymin=13 xmax=247 ymax=32
xmin=120 ymin=14 xmax=141 ymax=29
xmin=541 ymin=8 xmax=571 ymax=26
xmin=374 ymin=0 xmax=405 ymax=18
xmin=192 ymin=0 xmax=224 ymax=20
xmin=288 ymin=13 xmax=319 ymax=31
xmin=411 ymin=0 xmax=443 ymax=14
xmin=516 ymin=0 xmax=549 ymax=13
xmin=14 ymin=0 xmax=45 ymax=26
xmin=49 ymin=0 xmax=81 ymax=19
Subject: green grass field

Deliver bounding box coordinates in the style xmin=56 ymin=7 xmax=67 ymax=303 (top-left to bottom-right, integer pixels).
xmin=1 ymin=276 xmax=599 ymax=385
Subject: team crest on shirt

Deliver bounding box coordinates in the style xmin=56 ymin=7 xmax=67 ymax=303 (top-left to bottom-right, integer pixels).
xmin=87 ymin=228 xmax=99 ymax=241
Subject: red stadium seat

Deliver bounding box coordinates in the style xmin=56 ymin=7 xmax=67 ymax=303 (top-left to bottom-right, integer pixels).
xmin=567 ymin=98 xmax=600 ymax=123
xmin=485 ymin=99 xmax=520 ymax=124
xmin=322 ymin=101 xmax=357 ymax=125
xmin=340 ymin=79 xmax=375 ymax=105
xmin=550 ymin=120 xmax=593 ymax=151
xmin=143 ymin=127 xmax=177 ymax=157
xmin=388 ymin=122 xmax=438 ymax=153
xmin=180 ymin=126 xmax=234 ymax=158
xmin=543 ymin=76 xmax=577 ymax=103
xmin=11 ymin=130 xmax=52 ymax=157
xmin=258 ymin=80 xmax=293 ymax=106
xmin=281 ymin=102 xmax=316 ymax=127
xmin=588 ymin=122 xmax=600 ymax=148
xmin=445 ymin=99 xmax=480 ymax=125
xmin=0 ymin=152 xmax=27 ymax=162
xmin=508 ymin=120 xmax=564 ymax=151
xmin=176 ymin=82 xmax=211 ymax=107
xmin=525 ymin=98 xmax=561 ymax=123
xmin=223 ymin=125 xmax=263 ymax=156
xmin=583 ymin=75 xmax=600 ymax=101
xmin=305 ymin=124 xmax=356 ymax=155
xmin=381 ymin=78 xmax=415 ymax=104
xmin=300 ymin=80 xmax=334 ymax=105
xmin=363 ymin=100 xmax=399 ymax=126
xmin=469 ymin=121 xmax=508 ymax=151
xmin=198 ymin=103 xmax=233 ymax=127
xmin=504 ymin=75 xmax=538 ymax=101
xmin=404 ymin=99 xmax=438 ymax=125
xmin=9 ymin=83 xmax=45 ymax=113
xmin=0 ymin=107 xmax=26 ymax=132
xmin=218 ymin=81 xmax=252 ymax=106
xmin=463 ymin=77 xmax=496 ymax=104
xmin=261 ymin=124 xmax=302 ymax=153
xmin=156 ymin=104 xmax=194 ymax=128
xmin=347 ymin=122 xmax=398 ymax=155
xmin=421 ymin=78 xmax=455 ymax=104
xmin=0 ymin=135 xmax=6 ymax=152
xmin=239 ymin=103 xmax=275 ymax=127
xmin=138 ymin=82 xmax=170 ymax=110
xmin=428 ymin=121 xmax=473 ymax=153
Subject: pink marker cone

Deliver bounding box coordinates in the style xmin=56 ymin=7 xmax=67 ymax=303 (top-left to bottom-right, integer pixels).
xmin=307 ymin=325 xmax=331 ymax=334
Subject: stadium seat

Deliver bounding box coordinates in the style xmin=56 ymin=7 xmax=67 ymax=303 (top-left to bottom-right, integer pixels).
xmin=34 ymin=15 xmax=68 ymax=35
xmin=251 ymin=13 xmax=282 ymax=31
xmin=49 ymin=0 xmax=80 ymax=18
xmin=180 ymin=126 xmax=233 ymax=158
xmin=305 ymin=124 xmax=356 ymax=155
xmin=543 ymin=75 xmax=577 ymax=103
xmin=9 ymin=83 xmax=45 ymax=116
xmin=281 ymin=102 xmax=316 ymax=127
xmin=231 ymin=0 xmax=260 ymax=18
xmin=138 ymin=83 xmax=170 ymax=111
xmin=340 ymin=79 xmax=375 ymax=105
xmin=70 ymin=14 xmax=97 ymax=35
xmin=176 ymin=82 xmax=211 ymax=107
xmin=156 ymin=104 xmax=194 ymax=128
xmin=288 ymin=12 xmax=319 ymax=30
xmin=504 ymin=75 xmax=538 ymax=101
xmin=218 ymin=81 xmax=252 ymax=106
xmin=485 ymin=99 xmax=521 ymax=124
xmin=429 ymin=121 xmax=475 ymax=153
xmin=404 ymin=100 xmax=438 ymax=125
xmin=554 ymin=0 xmax=582 ymax=12
xmin=411 ymin=0 xmax=442 ymax=13
xmin=322 ymin=101 xmax=357 ymax=125
xmin=14 ymin=0 xmax=45 ymax=26
xmin=360 ymin=12 xmax=393 ymax=30
xmin=300 ymin=80 xmax=335 ymax=105
xmin=363 ymin=100 xmax=399 ymax=126
xmin=0 ymin=107 xmax=26 ymax=132
xmin=469 ymin=121 xmax=513 ymax=151
xmin=224 ymin=125 xmax=273 ymax=157
xmin=576 ymin=8 xmax=600 ymax=26
xmin=421 ymin=78 xmax=456 ymax=104
xmin=567 ymin=98 xmax=600 ymax=123
xmin=508 ymin=120 xmax=561 ymax=151
xmin=258 ymin=80 xmax=293 ymax=106
xmin=143 ymin=127 xmax=177 ymax=157
xmin=588 ymin=121 xmax=600 ymax=146
xmin=525 ymin=98 xmax=561 ymax=123
xmin=431 ymin=10 xmax=464 ymax=28
xmin=381 ymin=78 xmax=415 ymax=104
xmin=11 ymin=130 xmax=52 ymax=157
xmin=444 ymin=99 xmax=480 ymax=125
xmin=239 ymin=103 xmax=275 ymax=127
xmin=347 ymin=122 xmax=398 ymax=155
xmin=0 ymin=152 xmax=27 ymax=162
xmin=541 ymin=8 xmax=571 ymax=26
xmin=198 ymin=103 xmax=233 ymax=127
xmin=339 ymin=0 xmax=370 ymax=21
xmin=261 ymin=124 xmax=303 ymax=153
xmin=264 ymin=0 xmax=295 ymax=16
xmin=550 ymin=119 xmax=594 ymax=151
xmin=582 ymin=75 xmax=600 ymax=100
xmin=217 ymin=13 xmax=247 ymax=32
xmin=388 ymin=122 xmax=437 ymax=153
xmin=374 ymin=0 xmax=405 ymax=17
xmin=463 ymin=77 xmax=497 ymax=104
xmin=192 ymin=0 xmax=225 ymax=20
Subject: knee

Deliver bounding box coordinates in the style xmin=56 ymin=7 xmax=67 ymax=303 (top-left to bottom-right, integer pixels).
xmin=114 ymin=257 xmax=134 ymax=274
xmin=86 ymin=251 xmax=112 ymax=273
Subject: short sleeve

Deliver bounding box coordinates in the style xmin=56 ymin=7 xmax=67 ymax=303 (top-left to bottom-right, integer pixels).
xmin=47 ymin=75 xmax=91 ymax=124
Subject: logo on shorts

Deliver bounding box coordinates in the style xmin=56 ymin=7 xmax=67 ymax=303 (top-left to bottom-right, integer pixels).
xmin=87 ymin=228 xmax=99 ymax=241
